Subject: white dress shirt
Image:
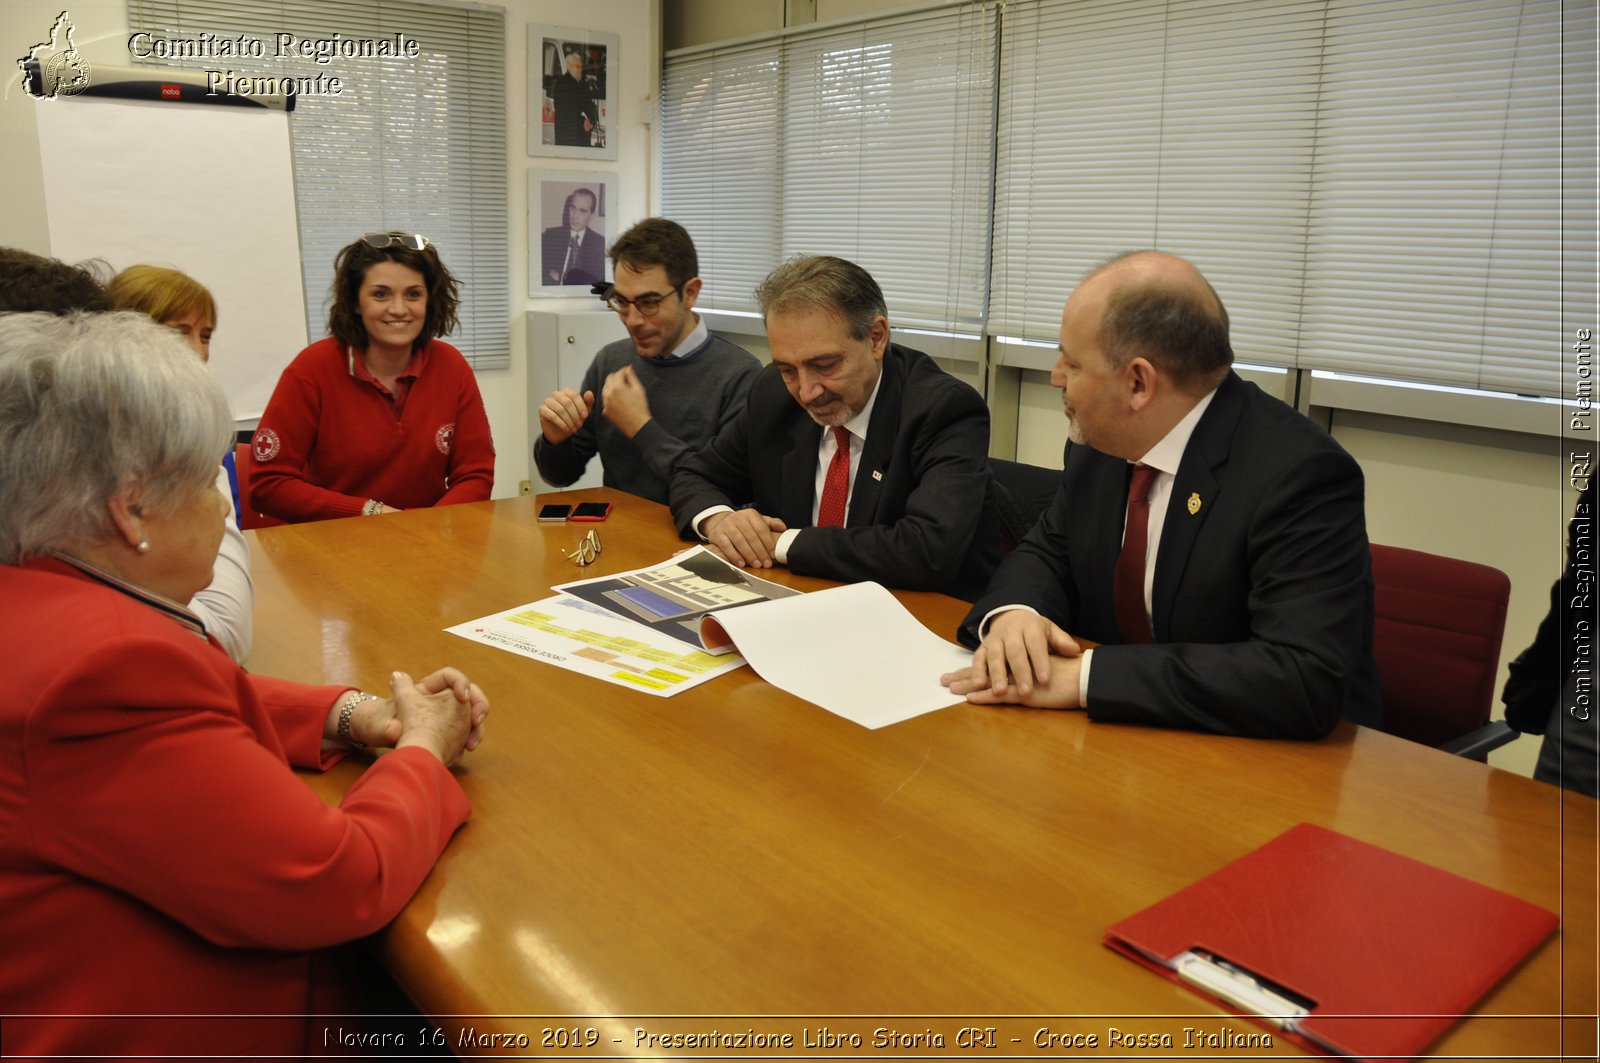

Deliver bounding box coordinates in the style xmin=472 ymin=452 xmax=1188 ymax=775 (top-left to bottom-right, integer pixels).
xmin=692 ymin=369 xmax=884 ymax=567
xmin=982 ymin=387 xmax=1219 ymax=706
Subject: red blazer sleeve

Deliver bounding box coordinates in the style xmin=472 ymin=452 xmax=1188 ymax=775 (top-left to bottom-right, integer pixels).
xmin=25 ymin=634 xmax=470 ymax=951
xmin=247 ymin=672 xmax=348 ymax=771
xmin=437 ymin=354 xmax=495 ymax=505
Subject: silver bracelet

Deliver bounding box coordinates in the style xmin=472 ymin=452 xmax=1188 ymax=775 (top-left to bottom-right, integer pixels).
xmin=337 ymin=691 xmax=379 ymax=748
xmin=362 ymin=499 xmax=384 ymax=516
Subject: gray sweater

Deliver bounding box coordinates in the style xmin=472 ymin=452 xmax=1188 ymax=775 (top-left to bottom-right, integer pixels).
xmin=534 ymin=333 xmax=760 ymax=505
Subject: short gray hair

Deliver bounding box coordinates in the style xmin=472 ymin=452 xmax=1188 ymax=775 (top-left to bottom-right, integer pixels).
xmin=754 ymin=255 xmax=887 ymax=340
xmin=0 ymin=311 xmax=232 ymax=561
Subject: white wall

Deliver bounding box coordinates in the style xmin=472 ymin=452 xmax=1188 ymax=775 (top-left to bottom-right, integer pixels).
xmin=2 ymin=3 xmax=125 ymax=253
xmin=493 ymin=0 xmax=658 ymax=498
xmin=665 ymin=0 xmax=784 ymax=50
xmin=1333 ymin=412 xmax=1574 ymax=777
xmin=664 ymin=0 xmax=948 ymax=47
xmin=0 ymin=0 xmax=660 ymax=503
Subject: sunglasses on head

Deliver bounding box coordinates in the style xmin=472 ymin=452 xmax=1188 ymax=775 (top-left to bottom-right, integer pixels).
xmin=362 ymin=232 xmax=431 ymax=251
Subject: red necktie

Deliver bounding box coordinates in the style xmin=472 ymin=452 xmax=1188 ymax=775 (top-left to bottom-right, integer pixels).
xmin=1113 ymin=464 xmax=1158 ymax=644
xmin=817 ymin=426 xmax=851 ymax=527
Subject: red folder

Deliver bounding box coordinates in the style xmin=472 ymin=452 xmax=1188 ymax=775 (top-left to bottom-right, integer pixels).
xmin=1104 ymin=822 xmax=1558 ymax=1062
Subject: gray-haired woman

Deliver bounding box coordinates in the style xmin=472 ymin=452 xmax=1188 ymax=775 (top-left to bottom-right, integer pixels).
xmin=0 ymin=311 xmax=488 ymax=1058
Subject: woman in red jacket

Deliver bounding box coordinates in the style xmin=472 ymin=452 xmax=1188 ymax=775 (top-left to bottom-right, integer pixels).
xmin=249 ymin=232 xmax=496 ymax=522
xmin=0 ymin=311 xmax=488 ymax=1057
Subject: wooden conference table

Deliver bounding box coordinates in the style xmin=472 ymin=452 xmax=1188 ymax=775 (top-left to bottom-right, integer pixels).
xmin=247 ymin=491 xmax=1598 ymax=1060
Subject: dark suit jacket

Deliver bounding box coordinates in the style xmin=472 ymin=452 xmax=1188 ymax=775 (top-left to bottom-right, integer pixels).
xmin=540 ymin=226 xmax=605 ymax=286
xmin=546 ymin=73 xmax=599 ymax=147
xmin=670 ymin=342 xmax=998 ymax=600
xmin=1503 ymin=478 xmax=1595 ymax=733
xmin=960 ymin=371 xmax=1381 ymax=739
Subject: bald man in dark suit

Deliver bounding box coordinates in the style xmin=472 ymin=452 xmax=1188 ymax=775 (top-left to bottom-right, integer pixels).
xmin=944 ymin=251 xmax=1380 ymax=739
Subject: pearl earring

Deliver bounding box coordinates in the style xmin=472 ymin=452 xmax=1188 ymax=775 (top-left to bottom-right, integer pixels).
xmin=137 ymin=539 xmax=150 ymax=554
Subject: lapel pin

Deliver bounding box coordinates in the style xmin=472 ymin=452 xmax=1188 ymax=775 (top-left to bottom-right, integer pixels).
xmin=872 ymin=470 xmax=883 ymax=481
xmin=1186 ymin=491 xmax=1202 ymax=516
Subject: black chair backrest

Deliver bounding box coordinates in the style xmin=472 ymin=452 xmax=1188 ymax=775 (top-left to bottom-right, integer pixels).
xmin=989 ymin=458 xmax=1060 ymax=553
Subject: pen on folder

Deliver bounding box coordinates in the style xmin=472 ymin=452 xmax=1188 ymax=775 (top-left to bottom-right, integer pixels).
xmin=1173 ymin=950 xmax=1311 ymax=1030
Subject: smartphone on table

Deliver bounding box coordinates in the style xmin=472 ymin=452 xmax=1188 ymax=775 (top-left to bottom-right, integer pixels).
xmin=537 ymin=504 xmax=572 ymax=522
xmin=570 ymin=501 xmax=612 ymax=522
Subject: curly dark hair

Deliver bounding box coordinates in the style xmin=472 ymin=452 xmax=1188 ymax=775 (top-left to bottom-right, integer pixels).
xmin=326 ymin=234 xmax=459 ymax=352
xmin=608 ymin=218 xmax=699 ymax=292
xmin=0 ymin=247 xmax=111 ymax=314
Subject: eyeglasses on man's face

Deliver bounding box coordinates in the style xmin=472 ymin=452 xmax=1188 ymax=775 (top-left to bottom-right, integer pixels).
xmin=564 ymin=528 xmax=603 ymax=566
xmin=362 ymin=232 xmax=431 ymax=251
xmin=599 ymin=285 xmax=682 ymax=318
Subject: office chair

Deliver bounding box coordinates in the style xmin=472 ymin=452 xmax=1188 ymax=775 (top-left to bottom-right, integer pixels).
xmin=989 ymin=458 xmax=1060 ymax=554
xmin=233 ymin=442 xmax=286 ymax=530
xmin=1369 ymin=543 xmax=1517 ymax=760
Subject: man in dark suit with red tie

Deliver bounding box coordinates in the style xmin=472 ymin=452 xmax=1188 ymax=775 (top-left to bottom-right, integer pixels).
xmin=942 ymin=251 xmax=1381 ymax=738
xmin=668 ymin=255 xmax=997 ymax=600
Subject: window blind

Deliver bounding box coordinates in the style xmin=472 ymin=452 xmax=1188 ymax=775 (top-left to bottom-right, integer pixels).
xmin=126 ymin=0 xmax=510 ymax=371
xmin=664 ymin=3 xmax=997 ymax=333
xmin=993 ymin=0 xmax=1591 ymax=398
xmin=992 ymin=0 xmax=1326 ymax=367
xmin=660 ymin=38 xmax=783 ymax=316
xmin=1300 ymin=0 xmax=1585 ymax=396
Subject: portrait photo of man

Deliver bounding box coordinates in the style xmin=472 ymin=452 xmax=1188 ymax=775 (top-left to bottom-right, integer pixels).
xmin=547 ymin=48 xmax=599 ymax=147
xmin=530 ymin=27 xmax=616 ymax=160
xmin=531 ymin=173 xmax=615 ymax=293
xmin=541 ymin=187 xmax=604 ymax=287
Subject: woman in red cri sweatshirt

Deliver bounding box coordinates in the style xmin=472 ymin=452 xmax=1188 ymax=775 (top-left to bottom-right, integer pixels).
xmin=249 ymin=232 xmax=495 ymax=522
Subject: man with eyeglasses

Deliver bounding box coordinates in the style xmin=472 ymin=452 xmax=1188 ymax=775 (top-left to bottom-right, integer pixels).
xmin=668 ymin=255 xmax=998 ymax=600
xmin=533 ymin=218 xmax=760 ymax=505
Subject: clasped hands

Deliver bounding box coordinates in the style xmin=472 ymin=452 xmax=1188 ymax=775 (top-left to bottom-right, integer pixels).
xmin=701 ymin=509 xmax=787 ymax=569
xmin=940 ymin=610 xmax=1084 ymax=709
xmin=538 ymin=366 xmax=653 ymax=443
xmin=325 ymin=667 xmax=489 ymax=766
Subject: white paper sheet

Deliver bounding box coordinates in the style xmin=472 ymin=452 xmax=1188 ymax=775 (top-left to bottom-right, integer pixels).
xmin=707 ymin=581 xmax=972 ymax=728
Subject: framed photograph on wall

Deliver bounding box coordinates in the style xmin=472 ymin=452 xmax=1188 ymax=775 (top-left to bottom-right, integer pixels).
xmin=530 ymin=25 xmax=618 ymax=161
xmin=530 ymin=170 xmax=617 ymax=297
